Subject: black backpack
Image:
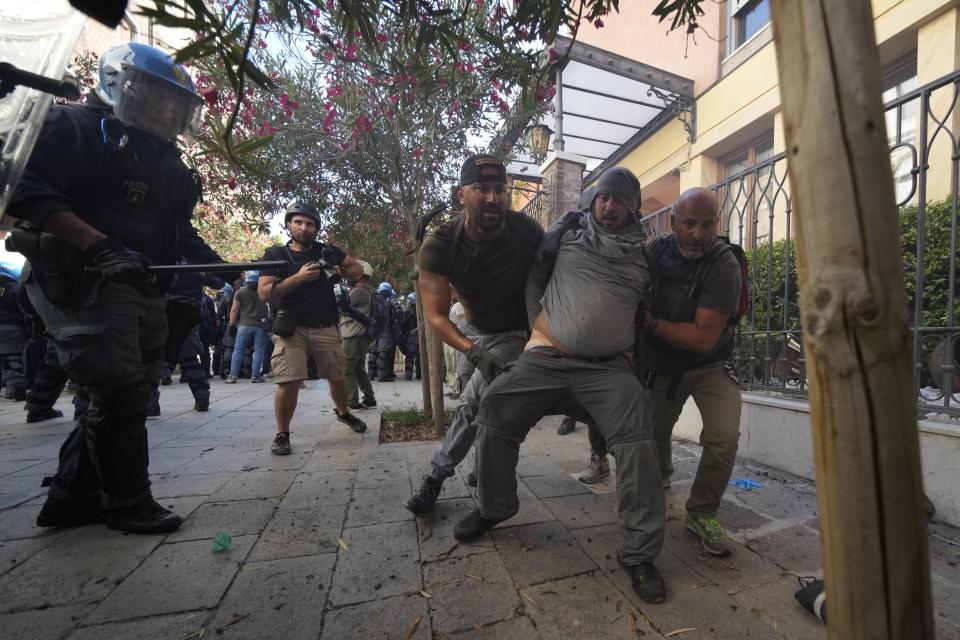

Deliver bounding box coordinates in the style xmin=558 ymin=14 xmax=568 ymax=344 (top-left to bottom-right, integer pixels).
xmin=647 ymin=234 xmax=750 ymax=326
xmin=365 ymin=293 xmax=387 ymax=340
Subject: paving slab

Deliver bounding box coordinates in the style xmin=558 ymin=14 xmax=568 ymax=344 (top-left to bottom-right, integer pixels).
xmin=0 ymin=528 xmax=160 ymax=613
xmin=0 ymin=603 xmax=93 ymax=640
xmin=320 ymin=593 xmax=431 ymax=640
xmin=210 ymin=469 xmax=298 ymax=501
xmin=522 ymin=472 xmax=593 ymax=499
xmin=423 ymin=550 xmax=520 ymax=635
xmin=0 ymin=503 xmax=54 ymax=540
xmin=445 ymin=616 xmax=542 ymax=640
xmin=346 ymin=483 xmax=415 ymax=527
xmin=542 ymin=493 xmax=619 ymax=530
xmin=208 ymin=555 xmax=335 ymax=639
xmin=279 ymin=471 xmax=355 ymax=509
xmin=84 ymin=535 xmax=256 ymax=624
xmin=67 ymin=611 xmax=208 ymax=640
xmin=731 ymin=481 xmax=819 ymax=521
xmin=150 ymin=471 xmax=235 ymax=499
xmin=328 ymin=520 xmax=420 ymax=606
xmin=416 ymin=498 xmax=495 ymax=563
xmin=523 ymin=573 xmax=658 ymax=640
xmin=248 ymin=504 xmax=346 ymax=562
xmin=745 ymin=523 xmax=822 ymax=575
xmin=717 ymin=498 xmax=774 ymax=533
xmin=491 ymin=520 xmax=598 ymax=589
xmin=165 ymin=498 xmax=279 ymax=542
xmin=732 ymin=572 xmax=827 ymax=640
xmin=0 ymin=535 xmax=61 ymax=578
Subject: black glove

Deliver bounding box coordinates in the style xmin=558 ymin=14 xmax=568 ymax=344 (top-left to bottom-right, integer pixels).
xmin=85 ymin=237 xmax=148 ymax=284
xmin=465 ymin=344 xmax=508 ymax=383
xmin=227 ymin=325 xmax=238 ymax=338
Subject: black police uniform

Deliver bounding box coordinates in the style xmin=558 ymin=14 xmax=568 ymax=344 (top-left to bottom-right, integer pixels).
xmin=0 ymin=272 xmax=28 ymax=399
xmin=8 ymin=99 xmax=235 ymax=533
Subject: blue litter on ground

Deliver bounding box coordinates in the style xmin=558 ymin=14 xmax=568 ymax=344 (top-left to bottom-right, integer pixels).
xmin=730 ymin=478 xmax=764 ymax=490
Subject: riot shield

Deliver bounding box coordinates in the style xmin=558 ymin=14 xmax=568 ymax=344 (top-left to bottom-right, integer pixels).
xmin=0 ymin=1 xmax=85 ymax=222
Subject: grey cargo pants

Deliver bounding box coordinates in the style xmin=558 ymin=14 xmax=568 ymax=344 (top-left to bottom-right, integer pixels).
xmin=475 ymin=350 xmax=665 ymax=565
xmin=429 ymin=323 xmax=528 ymax=481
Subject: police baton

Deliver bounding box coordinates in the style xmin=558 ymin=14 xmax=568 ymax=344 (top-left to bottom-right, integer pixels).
xmin=142 ymin=261 xmax=289 ymax=273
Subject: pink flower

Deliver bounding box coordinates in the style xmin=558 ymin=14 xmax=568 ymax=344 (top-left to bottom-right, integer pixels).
xmin=547 ymin=47 xmax=558 ymax=64
xmin=376 ymin=33 xmax=388 ymax=43
xmin=412 ymin=147 xmax=423 ymax=158
xmin=594 ymin=19 xmax=604 ymax=28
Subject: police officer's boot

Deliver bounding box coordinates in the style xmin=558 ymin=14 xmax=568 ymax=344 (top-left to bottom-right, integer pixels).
xmin=181 ymin=358 xmax=210 ymax=411
xmin=36 ymin=416 xmax=104 ymax=528
xmin=91 ymin=388 xmax=182 ymax=534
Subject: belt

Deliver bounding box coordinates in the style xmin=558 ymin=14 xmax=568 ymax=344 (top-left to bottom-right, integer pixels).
xmin=526 ymin=345 xmax=624 ymax=363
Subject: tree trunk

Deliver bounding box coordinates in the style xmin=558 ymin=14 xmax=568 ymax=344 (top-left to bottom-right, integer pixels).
xmin=413 ymin=278 xmax=431 ymax=415
xmin=426 ymin=323 xmax=445 ymax=437
xmin=769 ymin=2 xmax=934 ymax=637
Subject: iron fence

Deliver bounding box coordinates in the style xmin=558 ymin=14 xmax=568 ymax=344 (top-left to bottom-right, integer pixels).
xmin=639 ymin=68 xmax=960 ymax=417
xmin=513 ymin=180 xmax=549 ymax=227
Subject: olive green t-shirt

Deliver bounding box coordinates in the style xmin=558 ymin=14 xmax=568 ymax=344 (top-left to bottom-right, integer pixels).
xmin=417 ymin=212 xmax=543 ymax=333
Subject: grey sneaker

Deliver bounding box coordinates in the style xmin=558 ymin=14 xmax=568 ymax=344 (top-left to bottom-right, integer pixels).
xmin=685 ymin=515 xmax=733 ymax=557
xmin=225 ymin=376 xmax=238 ymax=384
xmin=271 ymin=432 xmax=291 ymax=455
xmin=578 ymin=454 xmax=610 ymax=484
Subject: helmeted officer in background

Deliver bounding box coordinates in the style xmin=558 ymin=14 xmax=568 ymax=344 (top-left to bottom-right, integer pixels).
xmin=0 ymin=262 xmax=29 ymax=400
xmin=399 ymin=292 xmax=421 ymax=380
xmin=367 ymin=281 xmax=397 ymax=381
xmin=7 ymin=42 xmax=239 ymax=534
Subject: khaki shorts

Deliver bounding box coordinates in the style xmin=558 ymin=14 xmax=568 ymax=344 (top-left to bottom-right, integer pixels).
xmin=271 ymin=326 xmax=347 ymax=383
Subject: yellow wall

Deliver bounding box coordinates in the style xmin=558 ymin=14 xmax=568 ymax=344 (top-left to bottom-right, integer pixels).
xmin=613 ymin=0 xmax=960 ymax=236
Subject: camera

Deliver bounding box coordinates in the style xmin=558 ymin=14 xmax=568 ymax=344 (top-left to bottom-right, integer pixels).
xmin=311 ymin=259 xmax=341 ymax=285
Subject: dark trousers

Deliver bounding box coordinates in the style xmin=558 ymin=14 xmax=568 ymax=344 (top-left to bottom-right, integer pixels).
xmin=475 ymin=351 xmax=665 ymax=565
xmin=25 ymin=337 xmax=68 ymax=411
xmin=27 ymin=280 xmax=167 ymax=510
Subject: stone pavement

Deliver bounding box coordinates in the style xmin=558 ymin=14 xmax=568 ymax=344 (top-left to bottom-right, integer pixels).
xmin=1 ymin=376 xmax=959 ymax=639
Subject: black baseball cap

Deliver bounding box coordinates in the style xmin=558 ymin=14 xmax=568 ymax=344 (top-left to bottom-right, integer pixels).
xmin=460 ymin=153 xmax=507 ymax=186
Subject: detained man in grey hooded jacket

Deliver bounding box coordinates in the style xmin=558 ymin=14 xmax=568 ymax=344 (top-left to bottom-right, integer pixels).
xmin=453 ymin=167 xmax=668 ymax=604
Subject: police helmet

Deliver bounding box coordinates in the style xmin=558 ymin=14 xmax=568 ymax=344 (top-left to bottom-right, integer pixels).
xmin=377 ymin=282 xmax=395 ymax=297
xmin=245 ymin=270 xmax=260 ymax=285
xmin=221 ymin=283 xmax=233 ymax=293
xmin=284 ymin=200 xmax=322 ymax=228
xmin=0 ymin=262 xmax=22 ymax=282
xmin=96 ymin=42 xmax=202 ymax=140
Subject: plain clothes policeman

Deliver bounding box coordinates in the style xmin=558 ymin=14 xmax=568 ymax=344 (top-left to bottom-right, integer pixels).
xmin=8 ymin=43 xmax=238 ymax=534
xmin=457 ymin=167 xmax=667 ymax=605
xmin=258 ymin=200 xmax=366 ymax=456
xmin=405 ymin=154 xmax=543 ymax=516
xmin=636 ymin=187 xmax=743 ymax=557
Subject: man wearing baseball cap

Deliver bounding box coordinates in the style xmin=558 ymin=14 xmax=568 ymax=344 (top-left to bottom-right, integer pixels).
xmin=406 ymin=153 xmax=544 ymax=516
xmin=456 ymin=166 xmax=669 ymax=604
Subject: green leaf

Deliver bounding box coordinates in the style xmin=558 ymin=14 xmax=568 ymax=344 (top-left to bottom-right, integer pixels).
xmin=232 ymin=134 xmax=276 ymax=156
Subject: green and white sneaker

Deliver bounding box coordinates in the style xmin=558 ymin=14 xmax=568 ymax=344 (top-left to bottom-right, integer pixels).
xmin=685 ymin=515 xmax=733 ymax=557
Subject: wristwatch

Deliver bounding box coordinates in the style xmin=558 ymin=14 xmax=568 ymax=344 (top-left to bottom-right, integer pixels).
xmin=643 ymin=315 xmax=659 ymax=333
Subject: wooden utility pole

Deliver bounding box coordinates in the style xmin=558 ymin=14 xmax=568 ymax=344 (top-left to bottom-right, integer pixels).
xmin=412 ymin=279 xmax=431 ymax=415
xmin=769 ymin=1 xmax=933 ymax=637
xmin=426 ymin=326 xmax=445 ymax=436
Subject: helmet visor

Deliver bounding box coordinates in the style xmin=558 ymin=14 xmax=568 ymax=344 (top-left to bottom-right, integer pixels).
xmin=115 ymin=69 xmax=202 ymax=140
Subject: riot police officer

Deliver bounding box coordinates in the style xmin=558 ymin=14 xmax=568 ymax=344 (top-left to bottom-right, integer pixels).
xmin=8 ymin=42 xmax=239 ymax=534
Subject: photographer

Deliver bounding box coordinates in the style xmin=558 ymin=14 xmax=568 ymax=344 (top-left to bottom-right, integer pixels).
xmin=258 ymin=201 xmax=366 ymax=456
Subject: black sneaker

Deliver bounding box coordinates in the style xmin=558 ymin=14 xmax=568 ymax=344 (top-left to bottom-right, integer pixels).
xmin=557 ymin=417 xmax=577 ymax=435
xmin=454 ymin=508 xmax=511 ymax=542
xmin=160 ymin=376 xmax=172 ymax=386
xmin=194 ymin=398 xmax=210 ymax=412
xmin=26 ymin=407 xmax=64 ymax=423
xmin=146 ymin=400 xmax=161 ymax=417
xmin=36 ymin=495 xmax=104 ymax=528
xmin=271 ymin=432 xmax=291 ymax=455
xmin=348 ymin=402 xmax=365 ymax=410
xmin=4 ymin=387 xmax=26 ymax=401
xmin=465 ymin=469 xmax=478 ymax=487
xmin=105 ymin=498 xmax=183 ymax=534
xmin=362 ymin=397 xmax=377 ymax=408
xmin=617 ymin=556 xmax=666 ymax=604
xmin=405 ymin=476 xmax=443 ymax=516
xmin=336 ymin=410 xmax=367 ymax=433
